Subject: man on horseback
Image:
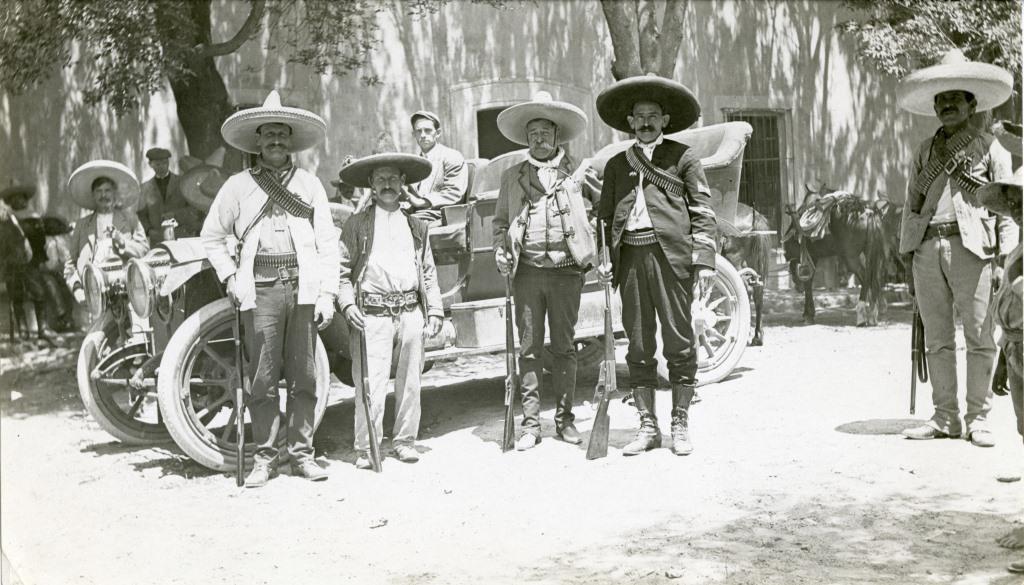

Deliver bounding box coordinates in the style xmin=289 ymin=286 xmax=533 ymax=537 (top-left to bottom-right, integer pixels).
xmin=896 ymin=49 xmax=1018 ymax=448
xmin=595 ymin=75 xmax=717 ymax=457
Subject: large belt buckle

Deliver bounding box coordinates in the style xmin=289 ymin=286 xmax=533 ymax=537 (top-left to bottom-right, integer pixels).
xmin=383 ymin=292 xmax=403 ymax=317
xmin=277 ymin=266 xmax=295 ymax=281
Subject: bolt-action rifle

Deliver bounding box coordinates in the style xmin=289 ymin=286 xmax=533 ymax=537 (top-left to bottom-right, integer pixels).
xmin=502 ymin=270 xmax=517 ymax=452
xmin=587 ymin=221 xmax=616 ymax=460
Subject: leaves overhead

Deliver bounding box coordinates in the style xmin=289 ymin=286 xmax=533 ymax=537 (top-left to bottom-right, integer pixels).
xmin=838 ymin=0 xmax=1021 ymax=78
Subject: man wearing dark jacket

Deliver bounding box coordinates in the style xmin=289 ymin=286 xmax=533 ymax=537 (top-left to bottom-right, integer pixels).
xmin=596 ymin=75 xmax=717 ymax=457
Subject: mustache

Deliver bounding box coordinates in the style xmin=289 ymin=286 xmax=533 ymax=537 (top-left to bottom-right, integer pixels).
xmin=639 ymin=125 xmax=655 ymax=132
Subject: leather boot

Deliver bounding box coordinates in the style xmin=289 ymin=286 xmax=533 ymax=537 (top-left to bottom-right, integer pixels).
xmin=670 ymin=384 xmax=694 ymax=456
xmin=622 ymin=387 xmax=661 ymax=456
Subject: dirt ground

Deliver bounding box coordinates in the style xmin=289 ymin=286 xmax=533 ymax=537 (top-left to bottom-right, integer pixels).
xmin=2 ymin=304 xmax=1023 ymax=585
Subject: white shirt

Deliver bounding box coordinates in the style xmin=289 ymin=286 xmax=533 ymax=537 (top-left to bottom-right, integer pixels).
xmin=624 ymin=135 xmax=664 ymax=231
xmin=94 ymin=212 xmax=115 ymax=260
xmin=363 ymin=206 xmax=418 ymax=294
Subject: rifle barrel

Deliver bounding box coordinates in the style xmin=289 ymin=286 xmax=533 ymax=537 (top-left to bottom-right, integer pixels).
xmin=502 ymin=274 xmax=517 ymax=452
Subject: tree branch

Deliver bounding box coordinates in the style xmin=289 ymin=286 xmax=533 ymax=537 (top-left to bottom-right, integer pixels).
xmin=657 ymin=0 xmax=686 ymax=78
xmin=601 ymin=0 xmax=642 ymax=80
xmin=198 ymin=0 xmax=266 ymax=58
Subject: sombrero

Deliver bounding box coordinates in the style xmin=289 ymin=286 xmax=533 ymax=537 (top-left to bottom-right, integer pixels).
xmin=221 ymin=90 xmax=327 ymax=154
xmin=0 ymin=185 xmax=36 ymax=203
xmin=337 ymin=153 xmax=432 ymax=189
xmin=897 ymin=49 xmax=1013 ymax=116
xmin=68 ymin=160 xmax=140 ymax=210
xmin=994 ymin=120 xmax=1023 ymax=158
xmin=976 ymin=167 xmax=1022 ymax=218
xmin=496 ymin=92 xmax=588 ymax=145
xmin=597 ymin=74 xmax=701 ymax=134
xmin=180 ymin=164 xmax=226 ymax=212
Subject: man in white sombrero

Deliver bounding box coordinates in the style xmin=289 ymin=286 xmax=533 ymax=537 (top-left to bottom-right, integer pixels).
xmin=491 ymin=91 xmax=595 ymax=450
xmin=336 ymin=151 xmax=443 ymax=468
xmin=897 ymin=49 xmax=1018 ymax=448
xmin=65 ymin=160 xmax=150 ymax=301
xmin=201 ymin=90 xmax=339 ymax=487
xmin=595 ymin=74 xmax=717 ymax=457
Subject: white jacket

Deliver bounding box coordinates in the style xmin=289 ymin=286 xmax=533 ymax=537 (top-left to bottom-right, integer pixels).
xmin=201 ymin=168 xmax=340 ymax=310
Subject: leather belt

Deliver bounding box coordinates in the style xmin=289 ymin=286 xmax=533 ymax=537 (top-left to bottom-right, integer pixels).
xmin=361 ymin=290 xmax=419 ymax=316
xmin=622 ymin=228 xmax=658 ymax=247
xmin=923 ymin=221 xmax=960 ymax=241
xmin=255 ymin=266 xmax=300 ymax=287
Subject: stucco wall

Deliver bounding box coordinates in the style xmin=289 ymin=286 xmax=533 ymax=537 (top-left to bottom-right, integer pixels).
xmin=1 ymin=0 xmax=938 ymax=223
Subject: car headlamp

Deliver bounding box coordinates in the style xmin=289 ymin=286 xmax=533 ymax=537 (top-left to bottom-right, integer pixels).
xmin=126 ymin=249 xmax=171 ymax=319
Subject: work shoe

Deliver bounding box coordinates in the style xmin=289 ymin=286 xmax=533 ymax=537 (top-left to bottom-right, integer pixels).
xmin=244 ymin=463 xmax=272 ymax=488
xmin=393 ymin=444 xmax=420 ymax=463
xmin=671 ymin=410 xmax=693 ymax=456
xmin=902 ymin=424 xmax=954 ymax=440
xmin=968 ymin=429 xmax=996 ymax=448
xmin=556 ymin=423 xmax=582 ymax=445
xmin=515 ymin=433 xmax=540 ymax=451
xmin=623 ymin=387 xmax=660 ymax=456
xmin=294 ymin=460 xmax=328 ymax=481
xmin=354 ymin=452 xmax=373 ymax=470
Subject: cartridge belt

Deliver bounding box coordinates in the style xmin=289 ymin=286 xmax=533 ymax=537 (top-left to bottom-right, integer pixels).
xmin=361 ymin=290 xmax=420 ymax=316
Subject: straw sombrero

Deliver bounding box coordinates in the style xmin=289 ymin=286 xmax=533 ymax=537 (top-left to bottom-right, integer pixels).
xmin=897 ymin=49 xmax=1013 ymax=116
xmin=597 ymin=74 xmax=701 ymax=134
xmin=180 ymin=164 xmax=226 ymax=212
xmin=496 ymin=92 xmax=588 ymax=145
xmin=68 ymin=160 xmax=140 ymax=211
xmin=0 ymin=185 xmax=36 ymax=203
xmin=337 ymin=153 xmax=432 ymax=189
xmin=977 ymin=167 xmax=1022 ymax=218
xmin=221 ymin=90 xmax=327 ymax=154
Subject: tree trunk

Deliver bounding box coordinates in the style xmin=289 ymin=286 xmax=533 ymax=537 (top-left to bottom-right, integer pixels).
xmin=601 ymin=0 xmax=642 ymax=80
xmin=601 ymin=0 xmax=686 ymax=81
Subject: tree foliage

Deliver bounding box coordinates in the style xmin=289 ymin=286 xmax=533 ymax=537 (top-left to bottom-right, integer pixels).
xmin=838 ymin=0 xmax=1021 ymax=79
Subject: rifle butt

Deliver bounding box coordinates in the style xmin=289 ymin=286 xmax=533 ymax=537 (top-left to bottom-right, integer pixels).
xmin=502 ymin=399 xmax=515 ymax=452
xmin=586 ymin=397 xmax=610 ymax=460
xmin=233 ymin=310 xmax=246 ymax=487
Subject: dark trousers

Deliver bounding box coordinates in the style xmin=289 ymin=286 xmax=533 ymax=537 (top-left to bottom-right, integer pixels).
xmin=620 ymin=243 xmax=697 ymax=388
xmin=513 ymin=263 xmax=583 ymax=435
xmin=243 ymin=281 xmax=317 ymax=465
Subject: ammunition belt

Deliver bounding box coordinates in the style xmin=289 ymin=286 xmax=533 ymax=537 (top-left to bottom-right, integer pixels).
xmin=622 ymin=228 xmax=658 ymax=247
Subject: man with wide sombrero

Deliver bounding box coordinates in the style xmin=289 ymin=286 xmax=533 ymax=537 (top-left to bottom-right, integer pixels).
xmin=65 ymin=160 xmax=149 ymax=298
xmin=897 ymin=49 xmax=1018 ymax=448
xmin=336 ymin=151 xmax=443 ymax=468
xmin=595 ymin=74 xmax=718 ymax=457
xmin=490 ymin=90 xmax=595 ymax=450
xmin=201 ymin=90 xmax=339 ymax=487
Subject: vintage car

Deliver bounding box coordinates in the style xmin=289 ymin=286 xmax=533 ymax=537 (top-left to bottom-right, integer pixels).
xmin=75 ymin=120 xmax=755 ymax=472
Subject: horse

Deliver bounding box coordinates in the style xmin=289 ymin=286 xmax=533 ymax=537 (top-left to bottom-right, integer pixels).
xmin=782 ymin=186 xmax=889 ymax=326
xmin=720 ymin=203 xmax=773 ymax=346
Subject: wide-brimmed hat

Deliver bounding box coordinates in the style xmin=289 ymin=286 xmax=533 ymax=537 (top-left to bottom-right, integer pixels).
xmin=994 ymin=120 xmax=1023 ymax=157
xmin=337 ymin=153 xmax=432 ymax=189
xmin=496 ymin=92 xmax=588 ymax=145
xmin=597 ymin=74 xmax=701 ymax=134
xmin=68 ymin=160 xmax=140 ymax=210
xmin=897 ymin=49 xmax=1013 ymax=116
xmin=976 ymin=167 xmax=1022 ymax=218
xmin=0 ymin=185 xmax=36 ymax=203
xmin=221 ymin=90 xmax=327 ymax=154
xmin=179 ymin=164 xmax=226 ymax=212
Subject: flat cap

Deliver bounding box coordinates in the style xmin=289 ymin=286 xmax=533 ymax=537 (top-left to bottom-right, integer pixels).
xmin=145 ymin=147 xmax=171 ymax=161
xmin=410 ymin=110 xmax=441 ymax=128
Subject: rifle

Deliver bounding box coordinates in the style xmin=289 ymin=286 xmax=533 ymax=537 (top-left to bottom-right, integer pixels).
xmin=502 ymin=271 xmax=517 ymax=452
xmin=232 ymin=307 xmax=248 ymax=486
xmin=910 ymin=305 xmax=928 ymax=415
xmin=356 ymin=286 xmax=383 ymax=472
xmin=587 ymin=221 xmax=616 ymax=460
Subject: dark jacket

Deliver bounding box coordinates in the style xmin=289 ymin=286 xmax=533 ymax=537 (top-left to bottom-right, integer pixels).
xmin=597 ymin=138 xmax=717 ymax=284
xmin=139 ymin=172 xmax=204 ymax=242
xmin=337 ymin=204 xmax=443 ymax=319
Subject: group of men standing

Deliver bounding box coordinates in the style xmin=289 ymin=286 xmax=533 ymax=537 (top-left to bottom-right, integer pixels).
xmin=191 ymin=74 xmax=720 ymax=487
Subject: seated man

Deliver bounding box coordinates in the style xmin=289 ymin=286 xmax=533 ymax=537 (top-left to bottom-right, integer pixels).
xmin=404 ymin=110 xmax=469 ymax=225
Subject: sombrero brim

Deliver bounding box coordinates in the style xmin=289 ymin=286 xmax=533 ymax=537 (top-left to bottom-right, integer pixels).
xmin=597 ymin=76 xmax=701 ymax=134
xmin=897 ymin=62 xmax=1013 ymax=116
xmin=180 ymin=164 xmax=226 ymax=212
xmin=221 ymin=107 xmax=327 ymax=154
xmin=68 ymin=160 xmax=140 ymax=211
xmin=496 ymin=101 xmax=588 ymax=145
xmin=337 ymin=153 xmax=432 ymax=189
xmin=0 ymin=185 xmax=36 ymax=202
xmin=976 ymin=168 xmax=1023 ymax=218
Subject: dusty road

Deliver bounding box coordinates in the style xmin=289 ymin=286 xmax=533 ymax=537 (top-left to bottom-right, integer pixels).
xmin=2 ymin=305 xmax=1023 ymax=585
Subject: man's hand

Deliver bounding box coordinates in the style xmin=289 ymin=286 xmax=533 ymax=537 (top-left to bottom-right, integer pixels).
xmin=225 ymin=274 xmax=240 ymax=306
xmin=425 ymin=315 xmax=442 ymax=338
xmin=73 ymin=287 xmax=86 ymax=304
xmin=314 ymin=296 xmax=335 ymax=330
xmin=596 ymin=261 xmax=613 ymax=285
xmin=696 ymin=268 xmax=715 ymax=297
xmin=402 ymin=186 xmax=430 ymax=210
xmin=495 ymin=247 xmax=512 ymax=275
xmin=992 ymin=265 xmax=1005 ymax=292
xmin=343 ymin=305 xmax=366 ymax=331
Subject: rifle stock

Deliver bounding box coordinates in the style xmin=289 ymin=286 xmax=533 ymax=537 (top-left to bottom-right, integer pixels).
xmin=910 ymin=307 xmax=927 ymax=416
xmin=586 ymin=221 xmax=616 ymax=460
xmin=356 ymin=288 xmax=383 ymax=473
xmin=502 ymin=273 xmax=517 ymax=452
xmin=233 ymin=308 xmax=247 ymax=486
